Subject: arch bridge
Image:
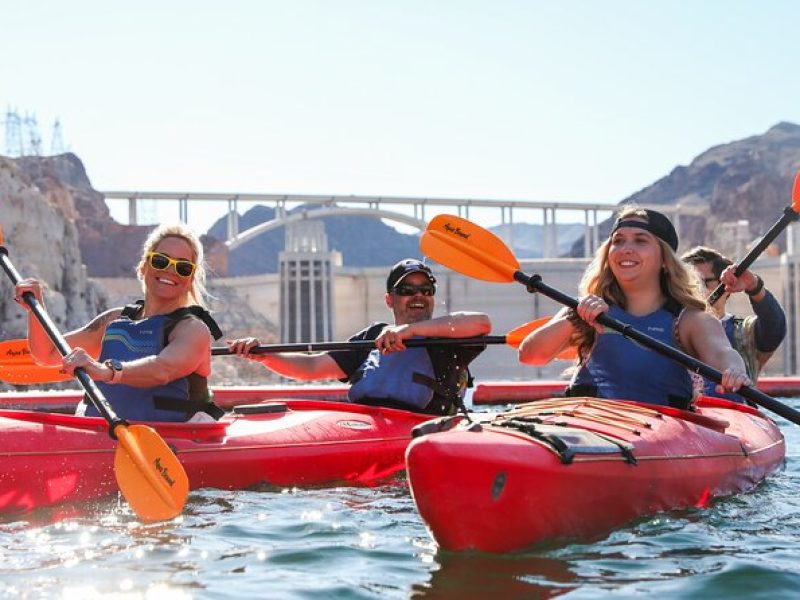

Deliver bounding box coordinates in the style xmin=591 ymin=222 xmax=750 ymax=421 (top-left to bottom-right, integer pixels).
xmin=101 ymin=191 xmax=706 ymax=258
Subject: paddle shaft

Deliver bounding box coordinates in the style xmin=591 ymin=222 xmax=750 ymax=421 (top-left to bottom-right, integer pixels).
xmin=211 ymin=336 xmax=507 ymax=355
xmin=707 ymin=205 xmax=799 ymax=305
xmin=0 ymin=247 xmax=124 ymax=433
xmin=520 ymin=270 xmax=800 ymax=425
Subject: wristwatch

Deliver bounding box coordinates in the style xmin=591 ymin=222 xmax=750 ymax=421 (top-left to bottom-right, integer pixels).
xmin=104 ymin=358 xmax=123 ymax=384
xmin=746 ymin=274 xmax=765 ymax=297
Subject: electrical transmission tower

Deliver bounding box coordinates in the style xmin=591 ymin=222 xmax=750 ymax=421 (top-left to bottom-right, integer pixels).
xmin=4 ymin=108 xmax=24 ymax=156
xmin=23 ymin=113 xmax=42 ymax=155
xmin=2 ymin=109 xmax=67 ymax=156
xmin=50 ymin=118 xmax=66 ymax=154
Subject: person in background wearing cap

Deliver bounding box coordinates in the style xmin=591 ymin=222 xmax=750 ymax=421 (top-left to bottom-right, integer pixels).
xmin=227 ymin=258 xmax=491 ymax=415
xmin=518 ymin=206 xmax=750 ymax=408
xmin=681 ymin=246 xmax=786 ymax=402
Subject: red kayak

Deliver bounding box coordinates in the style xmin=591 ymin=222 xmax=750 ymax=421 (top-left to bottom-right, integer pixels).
xmin=0 ymin=399 xmax=429 ymax=516
xmin=406 ymin=396 xmax=786 ymax=553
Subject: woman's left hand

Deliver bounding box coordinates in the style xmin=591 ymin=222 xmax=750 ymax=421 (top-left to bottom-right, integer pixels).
xmin=715 ymin=367 xmax=751 ymax=394
xmin=576 ymin=294 xmax=608 ymax=333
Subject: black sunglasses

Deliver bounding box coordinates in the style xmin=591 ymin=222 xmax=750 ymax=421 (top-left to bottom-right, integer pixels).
xmin=392 ymin=283 xmax=436 ymax=297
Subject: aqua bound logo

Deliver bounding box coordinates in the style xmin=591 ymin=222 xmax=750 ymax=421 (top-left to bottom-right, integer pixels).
xmin=5 ymin=347 xmax=30 ymax=358
xmin=443 ymin=222 xmax=471 ymax=239
xmin=154 ymin=457 xmax=176 ymax=487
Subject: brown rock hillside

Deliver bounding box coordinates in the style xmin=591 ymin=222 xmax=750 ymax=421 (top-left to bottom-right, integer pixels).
xmin=569 ymin=122 xmax=800 ymax=256
xmin=0 ymin=156 xmax=108 ymax=339
xmin=15 ymin=153 xmax=152 ymax=278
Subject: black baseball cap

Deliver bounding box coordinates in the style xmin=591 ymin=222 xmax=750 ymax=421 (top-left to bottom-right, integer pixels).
xmin=386 ymin=259 xmax=436 ymax=292
xmin=610 ymin=209 xmax=679 ymax=252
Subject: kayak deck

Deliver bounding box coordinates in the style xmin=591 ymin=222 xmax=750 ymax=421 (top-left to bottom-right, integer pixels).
xmin=406 ymin=396 xmax=786 ymax=553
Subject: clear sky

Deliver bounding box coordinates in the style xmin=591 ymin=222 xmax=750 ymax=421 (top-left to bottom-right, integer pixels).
xmin=2 ymin=1 xmax=799 ymax=231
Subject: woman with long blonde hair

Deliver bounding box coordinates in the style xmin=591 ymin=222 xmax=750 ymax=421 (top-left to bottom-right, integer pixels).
xmin=15 ymin=222 xmax=224 ymax=422
xmin=518 ymin=206 xmax=749 ymax=407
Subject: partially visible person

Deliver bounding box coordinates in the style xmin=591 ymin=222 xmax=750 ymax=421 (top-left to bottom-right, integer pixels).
xmin=14 ymin=223 xmax=224 ymax=422
xmin=228 ymin=258 xmax=491 ymax=415
xmin=518 ymin=206 xmax=750 ymax=408
xmin=681 ymin=246 xmax=786 ymax=400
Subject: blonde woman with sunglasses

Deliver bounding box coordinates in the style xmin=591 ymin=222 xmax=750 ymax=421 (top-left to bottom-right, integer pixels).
xmin=14 ymin=223 xmax=224 ymax=422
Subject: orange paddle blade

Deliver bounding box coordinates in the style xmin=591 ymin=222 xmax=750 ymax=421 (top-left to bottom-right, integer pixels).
xmin=505 ymin=317 xmax=578 ymax=360
xmin=0 ymin=339 xmax=99 ymax=383
xmin=0 ymin=339 xmax=34 ymax=365
xmin=0 ymin=362 xmax=71 ymax=384
xmin=792 ymin=170 xmax=800 ymax=213
xmin=505 ymin=317 xmax=552 ymax=348
xmin=114 ymin=424 xmax=189 ymax=523
xmin=421 ymin=214 xmax=519 ymax=283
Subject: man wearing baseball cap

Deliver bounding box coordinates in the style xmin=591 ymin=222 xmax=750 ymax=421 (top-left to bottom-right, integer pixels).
xmin=681 ymin=245 xmax=786 ymax=402
xmin=228 ymin=258 xmax=491 ymax=415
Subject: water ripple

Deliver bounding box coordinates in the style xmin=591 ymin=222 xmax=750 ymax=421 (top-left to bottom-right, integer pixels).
xmin=2 ymin=400 xmax=800 ymax=598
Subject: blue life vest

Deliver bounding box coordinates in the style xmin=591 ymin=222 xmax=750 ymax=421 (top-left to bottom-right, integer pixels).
xmin=567 ymin=304 xmax=693 ymax=408
xmin=700 ymin=315 xmax=745 ymax=403
xmin=81 ymin=303 xmax=223 ymax=422
xmin=348 ymin=345 xmax=438 ymax=411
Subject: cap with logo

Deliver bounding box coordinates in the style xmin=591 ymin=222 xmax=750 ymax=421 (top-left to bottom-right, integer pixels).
xmin=386 ymin=259 xmax=437 ymax=292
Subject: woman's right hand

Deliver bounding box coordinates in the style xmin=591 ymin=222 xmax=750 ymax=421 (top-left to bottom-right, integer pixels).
xmin=576 ymin=294 xmax=608 ymax=333
xmin=227 ymin=337 xmax=261 ymax=357
xmin=14 ymin=278 xmax=45 ymax=310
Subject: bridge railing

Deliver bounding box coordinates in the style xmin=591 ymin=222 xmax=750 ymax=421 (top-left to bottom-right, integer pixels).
xmin=101 ymin=190 xmax=706 ymax=258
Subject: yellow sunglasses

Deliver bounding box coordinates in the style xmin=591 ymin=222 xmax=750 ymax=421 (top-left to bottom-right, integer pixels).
xmin=146 ymin=252 xmax=197 ymax=278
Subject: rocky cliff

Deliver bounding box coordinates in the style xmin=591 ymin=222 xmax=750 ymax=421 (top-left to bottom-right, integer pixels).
xmin=569 ymin=122 xmax=800 ymax=256
xmin=0 ymin=156 xmax=107 ymax=340
xmin=0 ymin=154 xmax=280 ymax=388
xmin=15 ymin=153 xmax=154 ymax=278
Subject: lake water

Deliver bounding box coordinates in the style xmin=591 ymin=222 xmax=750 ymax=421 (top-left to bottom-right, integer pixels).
xmin=2 ymin=399 xmax=800 ymax=599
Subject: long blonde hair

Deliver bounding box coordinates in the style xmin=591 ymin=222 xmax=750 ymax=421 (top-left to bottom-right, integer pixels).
xmin=137 ymin=223 xmax=210 ymax=308
xmin=570 ymin=205 xmax=706 ymax=359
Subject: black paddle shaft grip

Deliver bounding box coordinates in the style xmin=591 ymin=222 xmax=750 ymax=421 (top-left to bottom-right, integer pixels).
xmin=518 ymin=269 xmax=800 ymax=426
xmin=211 ymin=336 xmax=507 ymax=355
xmin=707 ymin=206 xmax=800 ymax=306
xmin=0 ymin=246 xmax=125 ymax=434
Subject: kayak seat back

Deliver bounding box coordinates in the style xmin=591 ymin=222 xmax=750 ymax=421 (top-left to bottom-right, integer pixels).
xmin=231 ymin=402 xmax=288 ymax=415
